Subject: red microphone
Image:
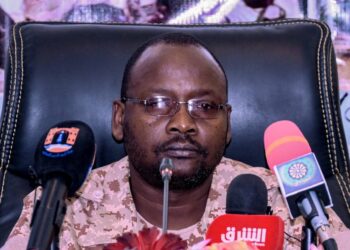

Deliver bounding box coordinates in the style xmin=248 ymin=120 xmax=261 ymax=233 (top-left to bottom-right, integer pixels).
xmin=206 ymin=214 xmax=284 ymax=249
xmin=206 ymin=174 xmax=284 ymax=250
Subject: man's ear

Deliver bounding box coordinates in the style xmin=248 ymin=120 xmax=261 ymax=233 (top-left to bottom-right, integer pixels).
xmin=112 ymin=100 xmax=125 ymax=142
xmin=226 ymin=105 xmax=232 ymax=145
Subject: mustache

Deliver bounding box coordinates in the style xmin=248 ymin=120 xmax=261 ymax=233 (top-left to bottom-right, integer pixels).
xmin=155 ymin=134 xmax=208 ymax=156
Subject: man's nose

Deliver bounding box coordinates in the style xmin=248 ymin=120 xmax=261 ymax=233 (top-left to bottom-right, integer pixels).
xmin=165 ymin=104 xmax=198 ymax=135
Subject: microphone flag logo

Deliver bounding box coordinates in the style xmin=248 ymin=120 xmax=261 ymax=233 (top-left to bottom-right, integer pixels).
xmin=288 ymin=162 xmax=308 ymax=179
xmin=275 ymin=152 xmax=323 ymax=196
xmin=43 ymin=127 xmax=80 ymax=157
xmin=273 ymin=152 xmax=332 ymax=218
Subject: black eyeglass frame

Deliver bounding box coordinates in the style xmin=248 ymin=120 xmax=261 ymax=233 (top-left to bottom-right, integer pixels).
xmin=121 ymin=96 xmax=231 ymax=119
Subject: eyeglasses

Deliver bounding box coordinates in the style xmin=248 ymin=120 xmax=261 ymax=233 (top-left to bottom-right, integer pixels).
xmin=121 ymin=96 xmax=231 ymax=119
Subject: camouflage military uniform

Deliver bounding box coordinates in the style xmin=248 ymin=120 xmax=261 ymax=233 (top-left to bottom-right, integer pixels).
xmin=2 ymin=157 xmax=348 ymax=249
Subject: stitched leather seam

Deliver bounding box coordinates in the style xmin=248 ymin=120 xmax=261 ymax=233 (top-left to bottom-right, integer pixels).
xmin=4 ymin=24 xmax=19 ymax=166
xmin=8 ymin=26 xmax=25 ymax=169
xmin=0 ymin=24 xmax=19 ymax=204
xmin=6 ymin=25 xmax=24 ymax=167
xmin=330 ymin=48 xmax=350 ymax=186
xmin=320 ymin=23 xmax=337 ymax=175
xmin=329 ymin=46 xmax=350 ymax=214
xmin=0 ymin=43 xmax=14 ymax=204
xmin=318 ymin=23 xmax=345 ymax=204
xmin=0 ymin=42 xmax=14 ymax=168
xmin=1 ymin=24 xmax=18 ymax=165
xmin=324 ymin=25 xmax=350 ymax=195
xmin=317 ymin=23 xmax=347 ymax=207
xmin=320 ymin=24 xmax=350 ymax=214
xmin=311 ymin=23 xmax=335 ymax=181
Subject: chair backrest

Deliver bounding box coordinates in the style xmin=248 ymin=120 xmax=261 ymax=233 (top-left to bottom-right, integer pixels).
xmin=0 ymin=20 xmax=349 ymax=245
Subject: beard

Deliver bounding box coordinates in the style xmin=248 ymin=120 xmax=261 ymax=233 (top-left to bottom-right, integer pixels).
xmin=123 ymin=121 xmax=225 ymax=190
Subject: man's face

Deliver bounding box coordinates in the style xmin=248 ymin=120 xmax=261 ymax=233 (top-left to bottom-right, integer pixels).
xmin=116 ymin=43 xmax=231 ymax=190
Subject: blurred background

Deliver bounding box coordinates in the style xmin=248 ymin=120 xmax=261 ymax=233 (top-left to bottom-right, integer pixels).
xmin=0 ymin=0 xmax=349 ymax=155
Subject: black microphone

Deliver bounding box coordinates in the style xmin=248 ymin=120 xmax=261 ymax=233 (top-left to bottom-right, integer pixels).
xmin=226 ymin=174 xmax=268 ymax=215
xmin=27 ymin=121 xmax=95 ymax=250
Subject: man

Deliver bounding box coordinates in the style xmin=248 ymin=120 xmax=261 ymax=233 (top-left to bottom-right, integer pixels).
xmin=2 ymin=33 xmax=349 ymax=249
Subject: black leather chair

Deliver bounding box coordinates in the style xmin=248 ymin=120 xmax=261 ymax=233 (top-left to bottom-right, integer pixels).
xmin=0 ymin=20 xmax=349 ymax=246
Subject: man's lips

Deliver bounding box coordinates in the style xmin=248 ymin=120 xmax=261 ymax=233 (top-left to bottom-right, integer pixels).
xmin=160 ymin=144 xmax=201 ymax=158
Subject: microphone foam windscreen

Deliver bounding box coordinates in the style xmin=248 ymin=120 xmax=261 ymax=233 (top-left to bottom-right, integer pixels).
xmin=264 ymin=120 xmax=311 ymax=169
xmin=226 ymin=174 xmax=268 ymax=215
xmin=34 ymin=120 xmax=95 ymax=196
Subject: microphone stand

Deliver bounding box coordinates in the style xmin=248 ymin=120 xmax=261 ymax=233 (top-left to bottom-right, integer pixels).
xmin=297 ymin=191 xmax=338 ymax=250
xmin=301 ymin=225 xmax=316 ymax=250
xmin=162 ymin=174 xmax=170 ymax=234
xmin=27 ymin=176 xmax=67 ymax=250
xmin=160 ymin=158 xmax=174 ymax=234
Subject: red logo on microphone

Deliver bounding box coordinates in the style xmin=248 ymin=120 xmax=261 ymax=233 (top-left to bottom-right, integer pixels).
xmin=206 ymin=214 xmax=284 ymax=250
xmin=44 ymin=127 xmax=79 ymax=153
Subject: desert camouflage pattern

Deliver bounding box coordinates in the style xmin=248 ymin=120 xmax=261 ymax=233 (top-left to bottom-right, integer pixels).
xmin=2 ymin=157 xmax=348 ymax=249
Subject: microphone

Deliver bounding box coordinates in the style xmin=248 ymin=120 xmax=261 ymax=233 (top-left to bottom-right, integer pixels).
xmin=264 ymin=120 xmax=337 ymax=249
xmin=159 ymin=158 xmax=175 ymax=234
xmin=226 ymin=174 xmax=268 ymax=215
xmin=206 ymin=174 xmax=284 ymax=250
xmin=27 ymin=121 xmax=96 ymax=250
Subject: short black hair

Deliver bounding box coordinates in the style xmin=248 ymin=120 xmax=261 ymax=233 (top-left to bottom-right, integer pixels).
xmin=120 ymin=32 xmax=228 ymax=98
